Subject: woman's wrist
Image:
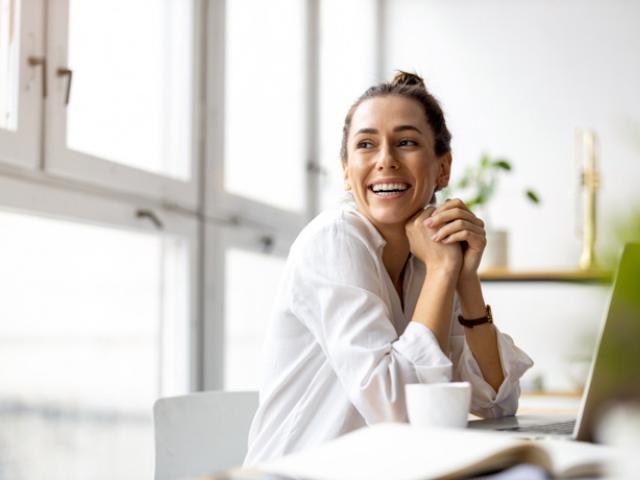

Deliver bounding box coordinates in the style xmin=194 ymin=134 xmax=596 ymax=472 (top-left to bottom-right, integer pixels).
xmin=456 ymin=273 xmax=486 ymax=319
xmin=457 ymin=271 xmax=481 ymax=288
xmin=426 ymin=262 xmax=461 ymax=282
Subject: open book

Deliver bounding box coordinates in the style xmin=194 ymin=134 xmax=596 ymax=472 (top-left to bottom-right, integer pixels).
xmin=258 ymin=423 xmax=615 ymax=480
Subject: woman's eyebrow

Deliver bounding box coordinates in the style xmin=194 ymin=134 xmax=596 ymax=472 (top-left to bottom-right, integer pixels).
xmin=393 ymin=125 xmax=422 ymax=134
xmin=354 ymin=127 xmax=378 ymax=136
xmin=354 ymin=125 xmax=422 ymax=135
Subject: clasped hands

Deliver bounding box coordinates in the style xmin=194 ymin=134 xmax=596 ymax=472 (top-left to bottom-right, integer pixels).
xmin=405 ymin=198 xmax=486 ymax=282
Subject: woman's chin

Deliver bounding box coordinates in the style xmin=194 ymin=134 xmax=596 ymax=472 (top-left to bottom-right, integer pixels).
xmin=368 ymin=207 xmax=414 ymax=228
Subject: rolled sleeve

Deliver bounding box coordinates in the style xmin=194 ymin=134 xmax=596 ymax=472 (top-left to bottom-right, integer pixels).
xmin=395 ymin=322 xmax=452 ymax=383
xmin=452 ymin=328 xmax=534 ymax=418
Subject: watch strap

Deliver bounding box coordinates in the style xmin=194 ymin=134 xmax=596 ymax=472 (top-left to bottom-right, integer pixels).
xmin=458 ymin=304 xmax=493 ymax=328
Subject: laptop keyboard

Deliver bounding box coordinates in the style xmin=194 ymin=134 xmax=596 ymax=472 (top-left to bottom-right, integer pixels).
xmin=497 ymin=420 xmax=576 ymax=435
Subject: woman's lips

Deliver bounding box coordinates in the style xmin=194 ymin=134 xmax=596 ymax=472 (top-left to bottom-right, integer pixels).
xmin=368 ymin=186 xmax=411 ymax=200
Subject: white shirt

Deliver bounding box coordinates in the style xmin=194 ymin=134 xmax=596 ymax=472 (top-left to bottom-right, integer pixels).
xmin=244 ymin=205 xmax=533 ymax=466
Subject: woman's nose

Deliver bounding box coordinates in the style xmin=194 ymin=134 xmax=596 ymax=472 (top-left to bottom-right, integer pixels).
xmin=376 ymin=146 xmax=400 ymax=170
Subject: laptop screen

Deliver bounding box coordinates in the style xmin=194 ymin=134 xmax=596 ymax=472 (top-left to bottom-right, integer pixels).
xmin=575 ymin=243 xmax=640 ymax=442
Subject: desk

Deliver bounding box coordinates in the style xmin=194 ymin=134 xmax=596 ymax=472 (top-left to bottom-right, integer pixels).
xmin=203 ymin=393 xmax=586 ymax=480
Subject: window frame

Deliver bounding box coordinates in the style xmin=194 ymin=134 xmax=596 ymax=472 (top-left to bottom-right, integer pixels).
xmin=203 ymin=0 xmax=320 ymax=235
xmin=0 ymin=0 xmax=44 ymax=170
xmin=42 ymin=0 xmax=205 ymax=210
xmin=202 ymin=221 xmax=293 ymax=390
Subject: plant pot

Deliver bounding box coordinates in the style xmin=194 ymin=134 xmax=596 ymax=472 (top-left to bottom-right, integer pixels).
xmin=480 ymin=229 xmax=509 ymax=271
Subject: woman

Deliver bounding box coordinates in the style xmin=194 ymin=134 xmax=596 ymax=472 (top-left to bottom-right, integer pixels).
xmin=243 ymin=72 xmax=533 ymax=465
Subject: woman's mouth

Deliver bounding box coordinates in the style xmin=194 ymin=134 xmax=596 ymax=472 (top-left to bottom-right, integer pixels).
xmin=368 ymin=182 xmax=411 ymax=198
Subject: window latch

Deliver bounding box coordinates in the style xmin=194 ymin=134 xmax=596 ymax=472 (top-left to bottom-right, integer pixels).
xmin=57 ymin=67 xmax=73 ymax=105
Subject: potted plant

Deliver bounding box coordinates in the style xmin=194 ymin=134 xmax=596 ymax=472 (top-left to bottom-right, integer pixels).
xmin=440 ymin=153 xmax=541 ymax=270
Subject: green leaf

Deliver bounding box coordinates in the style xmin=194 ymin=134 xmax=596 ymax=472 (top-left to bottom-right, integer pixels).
xmin=480 ymin=154 xmax=490 ymax=169
xmin=525 ymin=189 xmax=540 ymax=204
xmin=494 ymin=159 xmax=512 ymax=171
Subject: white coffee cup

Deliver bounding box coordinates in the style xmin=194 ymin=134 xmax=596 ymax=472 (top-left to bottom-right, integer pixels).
xmin=405 ymin=382 xmax=471 ymax=429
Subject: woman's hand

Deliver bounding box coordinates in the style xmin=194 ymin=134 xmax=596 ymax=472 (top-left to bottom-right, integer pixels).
xmin=425 ymin=198 xmax=486 ymax=281
xmin=405 ymin=206 xmax=463 ymax=275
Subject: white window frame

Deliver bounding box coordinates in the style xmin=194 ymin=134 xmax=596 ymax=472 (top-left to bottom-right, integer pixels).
xmin=203 ymin=0 xmax=319 ymax=235
xmin=0 ymin=174 xmax=201 ymax=395
xmin=202 ymin=221 xmax=293 ymax=390
xmin=42 ymin=0 xmax=204 ymax=210
xmin=0 ymin=0 xmax=44 ymax=170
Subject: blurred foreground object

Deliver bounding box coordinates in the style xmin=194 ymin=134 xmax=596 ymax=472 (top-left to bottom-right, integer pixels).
xmin=596 ymin=403 xmax=640 ymax=479
xmin=576 ymin=243 xmax=640 ymax=442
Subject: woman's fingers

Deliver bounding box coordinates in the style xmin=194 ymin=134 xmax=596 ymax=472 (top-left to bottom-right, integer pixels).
xmin=440 ymin=229 xmax=487 ymax=249
xmin=428 ymin=205 xmax=484 ymax=229
xmin=405 ymin=207 xmax=437 ymax=236
xmin=432 ymin=219 xmax=484 ymax=242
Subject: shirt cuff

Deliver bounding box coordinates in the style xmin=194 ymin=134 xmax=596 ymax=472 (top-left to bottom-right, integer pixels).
xmin=456 ymin=329 xmax=533 ymax=414
xmin=394 ymin=321 xmax=453 ymax=383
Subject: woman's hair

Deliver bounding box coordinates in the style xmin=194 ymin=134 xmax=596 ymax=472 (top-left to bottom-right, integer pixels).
xmin=339 ymin=71 xmax=452 ymax=165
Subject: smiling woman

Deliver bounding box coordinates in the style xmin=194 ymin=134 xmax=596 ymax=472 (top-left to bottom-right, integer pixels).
xmin=243 ymin=72 xmax=533 ymax=466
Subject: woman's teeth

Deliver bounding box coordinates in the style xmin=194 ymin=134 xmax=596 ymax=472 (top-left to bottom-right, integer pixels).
xmin=370 ymin=183 xmax=409 ymax=194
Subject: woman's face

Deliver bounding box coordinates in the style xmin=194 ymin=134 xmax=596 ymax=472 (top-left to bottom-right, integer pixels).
xmin=343 ymin=95 xmax=452 ymax=232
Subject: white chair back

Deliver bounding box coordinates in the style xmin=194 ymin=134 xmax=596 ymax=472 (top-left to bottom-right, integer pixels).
xmin=153 ymin=390 xmax=258 ymax=480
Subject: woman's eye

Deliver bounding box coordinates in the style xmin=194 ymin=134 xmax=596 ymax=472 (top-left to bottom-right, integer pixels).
xmin=357 ymin=140 xmax=374 ymax=149
xmin=398 ymin=139 xmax=418 ymax=147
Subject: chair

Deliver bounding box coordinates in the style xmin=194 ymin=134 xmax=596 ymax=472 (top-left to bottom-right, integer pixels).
xmin=153 ymin=390 xmax=259 ymax=480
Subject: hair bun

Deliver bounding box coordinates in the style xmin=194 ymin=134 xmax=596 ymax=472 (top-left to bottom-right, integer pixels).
xmin=391 ymin=70 xmax=426 ymax=89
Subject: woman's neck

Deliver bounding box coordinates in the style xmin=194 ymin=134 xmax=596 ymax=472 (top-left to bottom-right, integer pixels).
xmin=379 ymin=224 xmax=411 ymax=288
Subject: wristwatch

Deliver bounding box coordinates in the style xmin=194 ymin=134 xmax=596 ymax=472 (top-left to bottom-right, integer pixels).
xmin=458 ymin=304 xmax=493 ymax=328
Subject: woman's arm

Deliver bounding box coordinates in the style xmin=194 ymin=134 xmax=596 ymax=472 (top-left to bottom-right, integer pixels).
xmin=425 ymin=198 xmax=505 ymax=390
xmin=405 ymin=207 xmax=463 ymax=353
xmin=411 ymin=267 xmax=458 ymax=353
xmin=456 ymin=274 xmax=504 ymax=391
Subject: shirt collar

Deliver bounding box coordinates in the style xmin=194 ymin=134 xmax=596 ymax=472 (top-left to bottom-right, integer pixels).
xmin=343 ymin=204 xmax=387 ymax=251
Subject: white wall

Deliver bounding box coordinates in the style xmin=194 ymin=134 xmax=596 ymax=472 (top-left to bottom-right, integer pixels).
xmin=384 ymin=0 xmax=640 ymax=391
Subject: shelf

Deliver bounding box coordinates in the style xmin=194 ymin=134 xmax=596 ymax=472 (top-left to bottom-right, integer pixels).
xmin=478 ymin=268 xmax=612 ymax=283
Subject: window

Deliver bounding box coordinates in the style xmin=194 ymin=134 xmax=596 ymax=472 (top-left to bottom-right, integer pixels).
xmin=318 ymin=0 xmax=379 ymax=211
xmin=224 ymin=247 xmax=286 ymax=390
xmin=202 ymin=0 xmax=317 ymax=389
xmin=0 ymin=0 xmax=344 ymax=474
xmin=224 ymin=0 xmax=306 ymax=213
xmin=205 ymin=0 xmax=312 ymax=233
xmin=0 ymin=178 xmax=195 ymax=478
xmin=0 ymin=0 xmax=203 ymax=207
xmin=64 ymin=0 xmax=193 ymax=181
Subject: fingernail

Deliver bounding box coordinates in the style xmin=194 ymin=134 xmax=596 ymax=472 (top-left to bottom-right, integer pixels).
xmin=426 ymin=219 xmax=433 ymax=226
xmin=431 ymin=234 xmax=439 ymax=241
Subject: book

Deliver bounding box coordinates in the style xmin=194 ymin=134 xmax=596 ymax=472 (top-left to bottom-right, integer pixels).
xmin=257 ymin=423 xmax=615 ymax=480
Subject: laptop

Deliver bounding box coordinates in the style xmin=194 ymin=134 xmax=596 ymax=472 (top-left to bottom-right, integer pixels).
xmin=469 ymin=243 xmax=640 ymax=442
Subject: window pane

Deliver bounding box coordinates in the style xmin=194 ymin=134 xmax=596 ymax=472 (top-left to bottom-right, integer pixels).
xmin=224 ymin=248 xmax=286 ymax=390
xmin=0 ymin=209 xmax=189 ymax=479
xmin=66 ymin=0 xmax=193 ymax=180
xmin=319 ymin=0 xmax=377 ymax=211
xmin=0 ymin=0 xmax=20 ymax=131
xmin=224 ymin=0 xmax=306 ymax=212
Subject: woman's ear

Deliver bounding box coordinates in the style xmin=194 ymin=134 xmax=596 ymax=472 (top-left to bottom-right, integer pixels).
xmin=436 ymin=152 xmax=453 ymax=190
xmin=342 ymin=163 xmax=352 ymax=191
